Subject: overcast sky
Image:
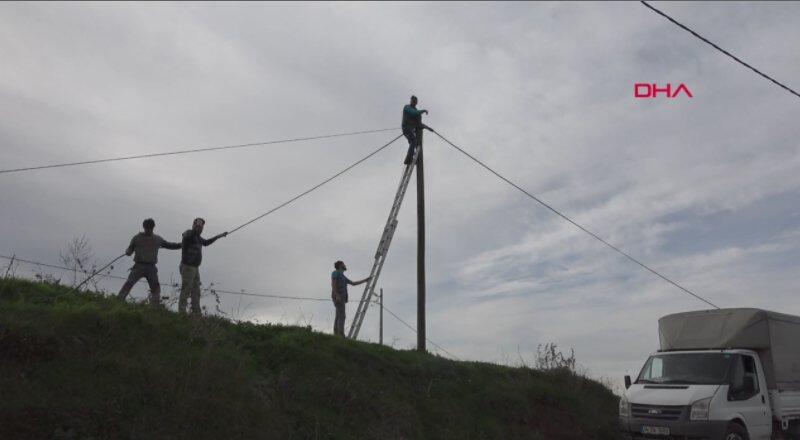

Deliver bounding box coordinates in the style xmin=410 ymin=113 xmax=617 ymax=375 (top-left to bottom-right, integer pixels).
xmin=2 ymin=1 xmax=799 ymax=389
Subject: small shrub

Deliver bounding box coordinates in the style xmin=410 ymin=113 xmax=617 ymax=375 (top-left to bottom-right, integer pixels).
xmin=535 ymin=342 xmax=576 ymax=372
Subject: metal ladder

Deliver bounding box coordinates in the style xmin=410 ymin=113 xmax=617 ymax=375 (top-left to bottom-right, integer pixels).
xmin=348 ymin=147 xmax=419 ymax=339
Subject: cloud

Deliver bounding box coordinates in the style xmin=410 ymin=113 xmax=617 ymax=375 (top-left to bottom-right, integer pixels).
xmin=1 ymin=2 xmax=799 ymax=387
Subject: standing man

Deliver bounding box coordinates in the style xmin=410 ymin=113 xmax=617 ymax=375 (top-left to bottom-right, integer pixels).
xmin=331 ymin=260 xmax=370 ymax=336
xmin=118 ymin=218 xmax=181 ymax=305
xmin=179 ymin=218 xmax=228 ymax=315
xmin=402 ymin=95 xmax=429 ymax=165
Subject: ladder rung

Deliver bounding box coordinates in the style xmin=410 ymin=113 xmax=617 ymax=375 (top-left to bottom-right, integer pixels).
xmin=349 ymin=160 xmax=417 ymax=339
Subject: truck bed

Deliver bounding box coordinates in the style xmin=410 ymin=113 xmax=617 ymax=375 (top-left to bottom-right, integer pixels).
xmin=771 ymin=390 xmax=800 ymax=425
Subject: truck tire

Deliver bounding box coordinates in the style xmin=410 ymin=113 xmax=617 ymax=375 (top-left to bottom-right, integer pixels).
xmin=724 ymin=423 xmax=749 ymax=440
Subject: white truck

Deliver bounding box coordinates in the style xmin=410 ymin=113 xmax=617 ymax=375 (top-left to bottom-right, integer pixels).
xmin=619 ymin=308 xmax=800 ymax=440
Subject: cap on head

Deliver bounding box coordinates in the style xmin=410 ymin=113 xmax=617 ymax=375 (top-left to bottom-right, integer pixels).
xmin=410 ymin=95 xmax=418 ymax=104
xmin=334 ymin=260 xmax=344 ymax=270
xmin=193 ymin=218 xmax=205 ymax=227
xmin=143 ymin=218 xmax=155 ymax=230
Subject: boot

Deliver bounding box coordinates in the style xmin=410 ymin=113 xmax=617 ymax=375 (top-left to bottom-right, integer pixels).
xmin=404 ymin=150 xmax=415 ymax=165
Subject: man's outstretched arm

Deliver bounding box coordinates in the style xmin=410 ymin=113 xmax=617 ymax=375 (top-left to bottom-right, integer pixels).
xmin=161 ymin=238 xmax=182 ymax=250
xmin=200 ymin=232 xmax=228 ymax=246
xmin=348 ymin=276 xmax=372 ymax=286
xmin=125 ymin=236 xmax=136 ymax=256
xmin=404 ymin=106 xmax=428 ymax=117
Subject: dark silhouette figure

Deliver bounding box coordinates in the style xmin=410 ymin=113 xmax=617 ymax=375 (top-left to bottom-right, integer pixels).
xmin=179 ymin=217 xmax=228 ymax=315
xmin=118 ymin=218 xmax=181 ymax=305
xmin=402 ymin=95 xmax=429 ymax=165
xmin=331 ymin=260 xmax=370 ymax=336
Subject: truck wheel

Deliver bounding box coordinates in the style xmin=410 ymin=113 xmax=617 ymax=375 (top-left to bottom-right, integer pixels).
xmin=724 ymin=423 xmax=749 ymax=440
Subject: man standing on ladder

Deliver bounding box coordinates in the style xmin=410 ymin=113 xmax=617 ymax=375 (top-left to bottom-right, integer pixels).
xmin=118 ymin=218 xmax=181 ymax=306
xmin=331 ymin=260 xmax=370 ymax=336
xmin=402 ymin=95 xmax=429 ymax=165
xmin=179 ymin=218 xmax=227 ymax=315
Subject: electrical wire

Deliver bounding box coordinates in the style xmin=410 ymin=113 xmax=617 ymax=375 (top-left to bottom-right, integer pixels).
xmin=2 ymin=254 xmax=458 ymax=358
xmin=377 ymin=302 xmax=461 ymax=360
xmin=640 ymin=1 xmax=800 ymax=100
xmin=0 ymin=127 xmax=398 ymax=175
xmin=227 ymin=133 xmax=403 ymax=234
xmin=3 ymin=132 xmax=403 ymax=296
xmin=0 ymin=254 xmax=329 ymax=302
xmin=1 ymin=254 xmax=125 ymax=279
xmin=431 ymin=129 xmax=720 ymax=310
xmin=210 ymin=287 xmax=330 ymax=302
xmin=72 ymin=254 xmax=125 ymax=293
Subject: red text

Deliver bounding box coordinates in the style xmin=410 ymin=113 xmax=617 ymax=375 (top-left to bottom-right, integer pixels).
xmin=635 ymin=83 xmax=693 ymax=98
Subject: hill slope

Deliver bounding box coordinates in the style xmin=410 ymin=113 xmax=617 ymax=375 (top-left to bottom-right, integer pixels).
xmin=0 ymin=278 xmax=618 ymax=439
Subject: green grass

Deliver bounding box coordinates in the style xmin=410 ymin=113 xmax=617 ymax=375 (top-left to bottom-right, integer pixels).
xmin=0 ymin=277 xmax=618 ymax=439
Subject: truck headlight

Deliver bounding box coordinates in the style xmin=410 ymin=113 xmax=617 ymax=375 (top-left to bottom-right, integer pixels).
xmin=619 ymin=395 xmax=630 ymax=417
xmin=690 ymin=397 xmax=711 ymax=421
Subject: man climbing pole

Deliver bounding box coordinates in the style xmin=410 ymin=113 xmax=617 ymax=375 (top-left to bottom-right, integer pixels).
xmin=118 ymin=218 xmax=181 ymax=305
xmin=331 ymin=260 xmax=370 ymax=336
xmin=402 ymin=95 xmax=429 ymax=165
xmin=179 ymin=218 xmax=227 ymax=315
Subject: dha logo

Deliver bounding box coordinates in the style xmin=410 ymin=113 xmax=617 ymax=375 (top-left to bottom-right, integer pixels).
xmin=635 ymin=83 xmax=693 ymax=98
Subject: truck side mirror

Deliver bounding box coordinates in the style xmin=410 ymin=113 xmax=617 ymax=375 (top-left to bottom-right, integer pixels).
xmin=624 ymin=375 xmax=632 ymax=389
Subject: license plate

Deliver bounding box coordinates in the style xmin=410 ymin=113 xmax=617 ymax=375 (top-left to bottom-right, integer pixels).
xmin=641 ymin=426 xmax=670 ymax=436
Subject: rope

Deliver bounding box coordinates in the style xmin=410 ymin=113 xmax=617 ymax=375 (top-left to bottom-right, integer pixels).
xmin=0 ymin=254 xmax=329 ymax=302
xmin=641 ymin=1 xmax=800 ymax=100
xmin=227 ymin=133 xmax=403 ymax=234
xmin=431 ymin=129 xmax=721 ymax=310
xmin=3 ymin=253 xmax=458 ymax=357
xmin=72 ymin=254 xmax=125 ymax=292
xmin=0 ymin=127 xmax=398 ymax=175
xmin=1 ymin=254 xmax=128 ymax=279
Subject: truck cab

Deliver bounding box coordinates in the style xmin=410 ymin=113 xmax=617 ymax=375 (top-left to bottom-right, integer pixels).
xmin=620 ymin=349 xmax=773 ymax=439
xmin=620 ymin=308 xmax=800 ymax=440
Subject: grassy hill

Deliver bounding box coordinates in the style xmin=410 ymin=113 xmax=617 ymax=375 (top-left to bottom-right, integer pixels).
xmin=0 ymin=277 xmax=618 ymax=439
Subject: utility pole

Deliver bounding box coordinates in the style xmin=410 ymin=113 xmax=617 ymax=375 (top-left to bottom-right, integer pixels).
xmin=416 ymin=125 xmax=426 ymax=352
xmin=379 ymin=288 xmax=384 ymax=345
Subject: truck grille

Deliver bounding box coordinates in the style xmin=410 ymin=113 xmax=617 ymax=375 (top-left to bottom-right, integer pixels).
xmin=628 ymin=436 xmax=709 ymax=440
xmin=630 ymin=403 xmax=685 ymax=421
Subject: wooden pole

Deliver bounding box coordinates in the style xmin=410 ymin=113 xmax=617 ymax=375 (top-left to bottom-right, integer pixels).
xmin=416 ymin=125 xmax=426 ymax=352
xmin=379 ymin=288 xmax=384 ymax=345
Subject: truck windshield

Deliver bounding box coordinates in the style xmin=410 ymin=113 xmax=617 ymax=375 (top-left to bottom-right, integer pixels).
xmin=637 ymin=353 xmax=732 ymax=385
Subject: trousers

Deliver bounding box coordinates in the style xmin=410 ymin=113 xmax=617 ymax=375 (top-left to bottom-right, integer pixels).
xmin=403 ymin=127 xmax=418 ymax=165
xmin=333 ymin=300 xmax=346 ymax=336
xmin=118 ymin=263 xmax=160 ymax=305
xmin=179 ymin=263 xmax=202 ymax=315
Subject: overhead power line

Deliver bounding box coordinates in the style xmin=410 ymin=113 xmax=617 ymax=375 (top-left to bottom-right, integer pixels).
xmin=431 ymin=130 xmax=721 ymax=310
xmin=72 ymin=254 xmax=125 ymax=293
xmin=2 ymin=253 xmax=457 ymax=354
xmin=1 ymin=254 xmax=116 ymax=277
xmin=210 ymin=287 xmax=330 ymax=302
xmin=640 ymin=1 xmax=800 ymax=100
xmin=1 ymin=131 xmax=405 ymax=296
xmin=0 ymin=254 xmax=329 ymax=302
xmin=377 ymin=302 xmax=460 ymax=360
xmin=0 ymin=127 xmax=398 ymax=175
xmin=227 ymin=133 xmax=403 ymax=234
